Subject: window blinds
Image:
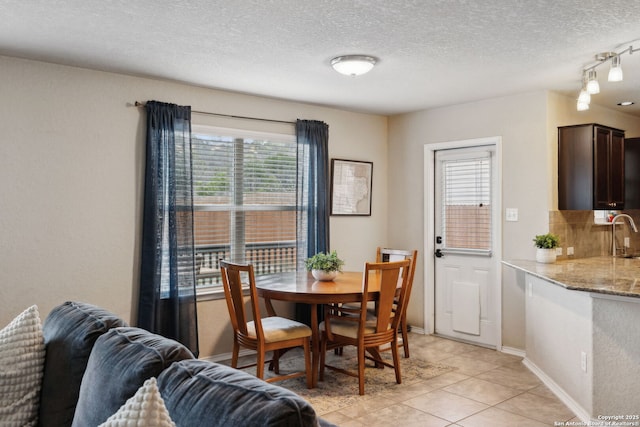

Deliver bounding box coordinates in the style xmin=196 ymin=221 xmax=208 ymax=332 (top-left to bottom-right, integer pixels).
xmin=441 ymin=154 xmax=492 ymax=252
xmin=191 ymin=128 xmax=298 ymax=286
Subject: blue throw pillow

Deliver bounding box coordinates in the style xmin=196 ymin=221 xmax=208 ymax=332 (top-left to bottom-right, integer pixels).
xmin=158 ymin=359 xmax=319 ymax=427
xmin=71 ymin=327 xmax=194 ymax=427
xmin=38 ymin=302 xmax=128 ymax=427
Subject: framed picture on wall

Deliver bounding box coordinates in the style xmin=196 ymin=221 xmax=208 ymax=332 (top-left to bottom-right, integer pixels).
xmin=330 ymin=158 xmax=373 ymax=216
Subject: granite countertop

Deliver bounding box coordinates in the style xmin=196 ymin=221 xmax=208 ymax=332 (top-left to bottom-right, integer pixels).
xmin=503 ymin=256 xmax=640 ymax=299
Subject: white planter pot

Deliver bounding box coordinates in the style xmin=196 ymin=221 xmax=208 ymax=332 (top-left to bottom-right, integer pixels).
xmin=536 ymin=248 xmax=557 ymax=263
xmin=311 ymin=270 xmax=337 ymax=281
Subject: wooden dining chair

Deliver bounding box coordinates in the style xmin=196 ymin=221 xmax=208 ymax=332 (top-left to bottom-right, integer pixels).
xmin=219 ymin=260 xmax=313 ymax=388
xmin=319 ymin=259 xmax=411 ymax=395
xmin=376 ymin=247 xmax=418 ymax=358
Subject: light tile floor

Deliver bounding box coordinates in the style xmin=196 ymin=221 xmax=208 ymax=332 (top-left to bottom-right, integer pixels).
xmin=319 ymin=333 xmax=579 ymax=427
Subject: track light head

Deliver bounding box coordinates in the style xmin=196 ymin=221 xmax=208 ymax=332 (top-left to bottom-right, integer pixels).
xmin=608 ymin=55 xmax=623 ymax=82
xmin=586 ymin=69 xmax=600 ymax=94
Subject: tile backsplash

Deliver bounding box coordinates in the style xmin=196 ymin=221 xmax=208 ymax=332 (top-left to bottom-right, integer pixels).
xmin=549 ymin=210 xmax=640 ymax=259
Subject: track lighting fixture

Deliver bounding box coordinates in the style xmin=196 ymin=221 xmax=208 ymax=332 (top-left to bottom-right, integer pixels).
xmin=576 ymin=45 xmax=639 ymax=111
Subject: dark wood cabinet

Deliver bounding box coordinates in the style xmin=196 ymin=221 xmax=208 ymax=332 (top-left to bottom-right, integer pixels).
xmin=625 ymin=137 xmax=640 ymax=209
xmin=558 ymin=124 xmax=625 ymax=210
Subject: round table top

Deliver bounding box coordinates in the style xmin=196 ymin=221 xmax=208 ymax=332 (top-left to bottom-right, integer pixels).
xmin=255 ymin=271 xmax=380 ymax=304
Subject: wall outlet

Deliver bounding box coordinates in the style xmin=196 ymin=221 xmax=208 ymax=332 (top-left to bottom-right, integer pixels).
xmin=556 ymin=247 xmax=563 ymax=256
xmin=624 ymin=237 xmax=630 ymax=248
xmin=581 ymin=351 xmax=587 ymax=372
xmin=567 ymin=247 xmax=574 ymax=256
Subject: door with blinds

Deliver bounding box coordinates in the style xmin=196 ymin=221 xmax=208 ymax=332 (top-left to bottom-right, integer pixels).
xmin=434 ymin=145 xmax=498 ymax=347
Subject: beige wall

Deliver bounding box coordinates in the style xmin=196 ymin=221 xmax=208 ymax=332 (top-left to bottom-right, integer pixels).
xmin=0 ymin=55 xmax=387 ymax=358
xmin=389 ymin=91 xmax=549 ymax=350
xmin=388 ymin=90 xmax=640 ymax=351
xmin=3 ymin=53 xmax=639 ymax=357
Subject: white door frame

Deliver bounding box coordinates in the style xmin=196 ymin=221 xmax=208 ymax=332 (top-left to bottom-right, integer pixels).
xmin=424 ymin=136 xmax=503 ymax=349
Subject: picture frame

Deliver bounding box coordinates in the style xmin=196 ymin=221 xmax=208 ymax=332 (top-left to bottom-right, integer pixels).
xmin=330 ymin=158 xmax=373 ymax=216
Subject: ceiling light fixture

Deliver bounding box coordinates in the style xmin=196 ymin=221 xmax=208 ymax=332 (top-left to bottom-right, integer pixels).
xmin=608 ymin=54 xmax=623 ymax=82
xmin=576 ymin=45 xmax=639 ymax=111
xmin=576 ymin=73 xmax=590 ymax=111
xmin=576 ymin=100 xmax=590 ymax=111
xmin=586 ymin=69 xmax=600 ymax=94
xmin=330 ymin=55 xmax=378 ymax=77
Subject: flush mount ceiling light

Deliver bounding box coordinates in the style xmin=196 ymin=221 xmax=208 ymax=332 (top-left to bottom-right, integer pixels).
xmin=330 ymin=55 xmax=378 ymax=77
xmin=576 ymin=45 xmax=639 ymax=111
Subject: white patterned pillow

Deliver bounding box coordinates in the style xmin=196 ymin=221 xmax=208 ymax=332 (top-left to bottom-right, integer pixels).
xmin=99 ymin=377 xmax=175 ymax=427
xmin=0 ymin=305 xmax=45 ymax=427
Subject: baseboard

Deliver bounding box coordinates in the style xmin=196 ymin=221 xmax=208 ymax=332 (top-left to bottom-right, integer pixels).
xmin=500 ymin=346 xmax=526 ymax=358
xmin=522 ymin=357 xmax=590 ymax=422
xmin=408 ymin=325 xmax=426 ymax=335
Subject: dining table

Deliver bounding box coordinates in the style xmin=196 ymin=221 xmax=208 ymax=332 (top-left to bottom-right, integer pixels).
xmin=255 ymin=270 xmax=388 ymax=387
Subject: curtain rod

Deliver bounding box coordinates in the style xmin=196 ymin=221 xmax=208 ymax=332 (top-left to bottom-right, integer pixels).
xmin=133 ymin=101 xmax=295 ymax=125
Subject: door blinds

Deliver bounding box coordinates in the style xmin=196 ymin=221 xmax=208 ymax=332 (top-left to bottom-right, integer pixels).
xmin=441 ymin=152 xmax=492 ymax=254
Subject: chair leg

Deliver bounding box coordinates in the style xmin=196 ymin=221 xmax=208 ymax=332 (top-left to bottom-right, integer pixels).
xmin=231 ymin=341 xmax=240 ymax=368
xmin=357 ymin=343 xmax=366 ymax=396
xmin=401 ymin=317 xmax=410 ymax=358
xmin=391 ymin=337 xmax=402 ymax=385
xmin=256 ymin=349 xmax=265 ymax=380
xmin=272 ymin=349 xmax=280 ymax=374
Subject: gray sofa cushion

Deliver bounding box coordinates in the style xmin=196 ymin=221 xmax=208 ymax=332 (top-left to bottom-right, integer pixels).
xmin=38 ymin=301 xmax=128 ymax=427
xmin=71 ymin=326 xmax=194 ymax=427
xmin=158 ymin=359 xmax=319 ymax=427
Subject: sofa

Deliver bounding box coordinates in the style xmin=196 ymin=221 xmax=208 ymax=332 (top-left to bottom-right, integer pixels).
xmin=2 ymin=301 xmax=333 ymax=426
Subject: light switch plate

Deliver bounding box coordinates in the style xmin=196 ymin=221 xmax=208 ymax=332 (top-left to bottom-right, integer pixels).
xmin=506 ymin=208 xmax=518 ymax=221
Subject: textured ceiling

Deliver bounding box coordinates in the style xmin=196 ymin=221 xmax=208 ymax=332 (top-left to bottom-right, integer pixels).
xmin=2 ymin=0 xmax=640 ymax=116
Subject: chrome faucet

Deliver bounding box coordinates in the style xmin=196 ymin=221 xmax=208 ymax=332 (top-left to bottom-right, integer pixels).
xmin=611 ymin=214 xmax=638 ymax=257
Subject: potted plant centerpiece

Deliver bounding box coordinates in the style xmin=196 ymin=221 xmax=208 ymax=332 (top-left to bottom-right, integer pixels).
xmin=305 ymin=250 xmax=345 ymax=281
xmin=533 ymin=233 xmax=560 ymax=263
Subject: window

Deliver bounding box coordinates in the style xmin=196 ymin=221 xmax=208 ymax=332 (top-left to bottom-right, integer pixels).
xmin=191 ymin=125 xmax=302 ymax=292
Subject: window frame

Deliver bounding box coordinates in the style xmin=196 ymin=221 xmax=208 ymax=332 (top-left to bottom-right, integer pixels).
xmin=191 ymin=124 xmax=299 ymax=299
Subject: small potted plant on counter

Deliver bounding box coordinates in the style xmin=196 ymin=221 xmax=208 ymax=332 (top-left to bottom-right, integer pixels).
xmin=305 ymin=250 xmax=345 ymax=281
xmin=533 ymin=233 xmax=560 ymax=263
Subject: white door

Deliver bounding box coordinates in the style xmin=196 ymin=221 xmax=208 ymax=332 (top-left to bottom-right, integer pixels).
xmin=433 ymin=144 xmax=499 ymax=347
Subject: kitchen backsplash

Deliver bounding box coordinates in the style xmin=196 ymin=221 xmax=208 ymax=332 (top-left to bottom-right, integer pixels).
xmin=549 ymin=210 xmax=640 ymax=259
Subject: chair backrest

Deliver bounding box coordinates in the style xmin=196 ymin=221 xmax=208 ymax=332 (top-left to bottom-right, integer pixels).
xmin=219 ymin=260 xmax=263 ymax=340
xmin=363 ymin=259 xmax=411 ymax=333
xmin=376 ymin=247 xmax=418 ymax=302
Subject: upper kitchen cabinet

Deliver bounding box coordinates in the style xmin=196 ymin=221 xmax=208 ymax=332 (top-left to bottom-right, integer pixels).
xmin=625 ymin=137 xmax=640 ymax=209
xmin=558 ymin=124 xmax=625 ymax=210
